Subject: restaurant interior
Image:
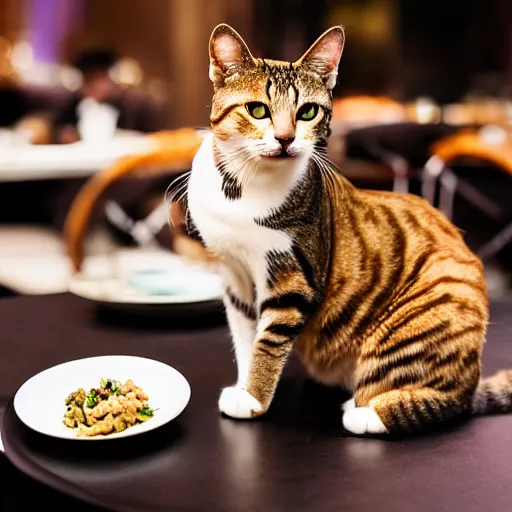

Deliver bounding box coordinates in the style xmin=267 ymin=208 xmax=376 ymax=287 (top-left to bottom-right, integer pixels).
xmin=1 ymin=0 xmax=512 ymax=511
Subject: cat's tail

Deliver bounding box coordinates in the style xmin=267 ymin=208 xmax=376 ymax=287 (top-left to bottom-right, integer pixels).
xmin=471 ymin=370 xmax=512 ymax=415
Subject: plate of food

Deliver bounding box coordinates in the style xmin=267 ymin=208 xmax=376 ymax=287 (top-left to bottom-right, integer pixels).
xmin=13 ymin=355 xmax=191 ymax=440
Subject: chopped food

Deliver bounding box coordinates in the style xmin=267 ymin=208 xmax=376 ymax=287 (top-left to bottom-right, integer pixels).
xmin=63 ymin=378 xmax=155 ymax=437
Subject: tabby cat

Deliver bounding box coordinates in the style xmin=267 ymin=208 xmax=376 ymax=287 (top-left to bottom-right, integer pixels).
xmin=186 ymin=23 xmax=512 ymax=435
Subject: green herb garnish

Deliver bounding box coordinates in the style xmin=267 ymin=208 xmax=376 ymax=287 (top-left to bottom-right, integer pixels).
xmin=138 ymin=406 xmax=155 ymax=417
xmin=99 ymin=378 xmax=124 ymax=395
xmin=111 ymin=380 xmax=122 ymax=394
xmin=86 ymin=389 xmax=99 ymax=407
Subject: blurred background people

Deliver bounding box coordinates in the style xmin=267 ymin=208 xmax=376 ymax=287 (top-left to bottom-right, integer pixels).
xmin=54 ymin=47 xmax=163 ymax=143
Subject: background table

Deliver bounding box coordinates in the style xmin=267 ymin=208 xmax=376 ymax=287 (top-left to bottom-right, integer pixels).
xmin=0 ymin=136 xmax=154 ymax=182
xmin=1 ymin=294 xmax=512 ymax=511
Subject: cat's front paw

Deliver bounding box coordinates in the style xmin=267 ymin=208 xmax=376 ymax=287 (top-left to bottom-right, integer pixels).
xmin=342 ymin=406 xmax=388 ymax=435
xmin=218 ymin=387 xmax=263 ymax=419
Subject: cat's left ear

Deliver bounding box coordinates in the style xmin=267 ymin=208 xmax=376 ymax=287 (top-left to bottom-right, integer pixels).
xmin=296 ymin=26 xmax=345 ymax=90
xmin=209 ymin=24 xmax=255 ymax=87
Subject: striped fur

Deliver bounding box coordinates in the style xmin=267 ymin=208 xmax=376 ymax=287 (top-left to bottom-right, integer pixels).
xmin=185 ymin=24 xmax=512 ymax=435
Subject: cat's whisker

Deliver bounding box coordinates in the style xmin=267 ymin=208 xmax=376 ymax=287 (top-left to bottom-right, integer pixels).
xmin=175 ymin=189 xmax=189 ymax=205
xmin=166 ymin=171 xmax=191 ymax=195
xmin=165 ymin=171 xmax=191 ymax=203
xmin=165 ymin=171 xmax=192 ymax=226
xmin=166 ymin=182 xmax=189 ymax=209
xmin=239 ymin=155 xmax=259 ymax=188
xmin=311 ymin=150 xmax=347 ymax=207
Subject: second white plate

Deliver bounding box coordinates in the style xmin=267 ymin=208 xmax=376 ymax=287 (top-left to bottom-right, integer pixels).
xmin=69 ymin=270 xmax=223 ymax=305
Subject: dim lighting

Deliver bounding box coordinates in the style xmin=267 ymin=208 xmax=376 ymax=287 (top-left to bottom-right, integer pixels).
xmin=0 ymin=36 xmax=12 ymax=57
xmin=147 ymin=78 xmax=167 ymax=102
xmin=414 ymin=97 xmax=440 ymax=124
xmin=11 ymin=41 xmax=34 ymax=71
xmin=0 ymin=36 xmax=13 ymax=76
xmin=59 ymin=66 xmax=82 ymax=91
xmin=479 ymin=124 xmax=507 ymax=146
xmin=505 ymin=102 xmax=512 ymax=126
xmin=442 ymin=104 xmax=471 ymax=126
xmin=110 ymin=57 xmax=143 ymax=86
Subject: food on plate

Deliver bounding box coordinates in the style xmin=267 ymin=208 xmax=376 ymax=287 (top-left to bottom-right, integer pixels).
xmin=63 ymin=378 xmax=154 ymax=437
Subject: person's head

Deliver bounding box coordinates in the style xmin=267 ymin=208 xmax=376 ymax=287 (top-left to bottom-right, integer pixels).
xmin=73 ymin=49 xmax=118 ymax=102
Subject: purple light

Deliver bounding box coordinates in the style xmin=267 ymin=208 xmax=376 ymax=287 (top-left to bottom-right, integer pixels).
xmin=28 ymin=0 xmax=85 ymax=63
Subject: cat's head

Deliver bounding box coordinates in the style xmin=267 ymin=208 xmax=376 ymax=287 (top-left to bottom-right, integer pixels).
xmin=208 ymin=23 xmax=344 ymax=163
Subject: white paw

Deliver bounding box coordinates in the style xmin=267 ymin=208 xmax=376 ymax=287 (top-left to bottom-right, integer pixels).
xmin=342 ymin=406 xmax=388 ymax=435
xmin=341 ymin=398 xmax=356 ymax=411
xmin=218 ymin=387 xmax=263 ymax=419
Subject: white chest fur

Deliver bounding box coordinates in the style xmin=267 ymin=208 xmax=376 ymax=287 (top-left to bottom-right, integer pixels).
xmin=187 ymin=134 xmax=307 ymax=301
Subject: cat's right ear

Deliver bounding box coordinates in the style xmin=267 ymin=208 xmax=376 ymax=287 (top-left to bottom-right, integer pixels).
xmin=296 ymin=26 xmax=345 ymax=90
xmin=209 ymin=24 xmax=255 ymax=86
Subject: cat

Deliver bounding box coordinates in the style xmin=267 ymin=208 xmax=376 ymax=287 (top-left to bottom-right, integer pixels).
xmin=186 ymin=23 xmax=512 ymax=435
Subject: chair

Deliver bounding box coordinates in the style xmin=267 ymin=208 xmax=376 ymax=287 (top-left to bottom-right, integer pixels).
xmin=0 ymin=128 xmax=209 ymax=296
xmin=63 ymin=127 xmax=214 ymax=274
xmin=422 ymin=127 xmax=512 ymax=259
xmin=331 ymin=96 xmax=407 ymax=191
xmin=342 ymin=122 xmax=457 ymax=194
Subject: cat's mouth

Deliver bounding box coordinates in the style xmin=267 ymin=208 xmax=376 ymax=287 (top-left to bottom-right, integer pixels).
xmin=264 ymin=150 xmax=297 ymax=159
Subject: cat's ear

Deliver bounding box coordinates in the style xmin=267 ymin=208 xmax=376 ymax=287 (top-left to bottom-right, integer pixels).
xmin=296 ymin=26 xmax=345 ymax=90
xmin=209 ymin=24 xmax=255 ymax=86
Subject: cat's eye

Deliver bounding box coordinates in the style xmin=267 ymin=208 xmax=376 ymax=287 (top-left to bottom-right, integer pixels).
xmin=246 ymin=102 xmax=270 ymax=120
xmin=297 ymin=103 xmax=319 ymax=121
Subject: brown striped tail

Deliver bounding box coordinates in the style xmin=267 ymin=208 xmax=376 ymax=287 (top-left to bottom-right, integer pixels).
xmin=472 ymin=370 xmax=512 ymax=415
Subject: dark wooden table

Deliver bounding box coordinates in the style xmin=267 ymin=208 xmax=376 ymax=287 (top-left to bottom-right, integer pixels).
xmin=1 ymin=293 xmax=512 ymax=512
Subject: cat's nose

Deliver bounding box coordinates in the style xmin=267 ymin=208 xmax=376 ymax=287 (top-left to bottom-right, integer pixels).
xmin=275 ymin=137 xmax=295 ymax=151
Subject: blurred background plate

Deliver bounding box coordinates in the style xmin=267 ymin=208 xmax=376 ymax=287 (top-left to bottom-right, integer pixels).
xmin=69 ymin=270 xmax=223 ymax=305
xmin=67 ymin=249 xmax=224 ymax=314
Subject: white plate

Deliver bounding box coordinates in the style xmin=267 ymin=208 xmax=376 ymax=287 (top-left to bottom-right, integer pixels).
xmin=14 ymin=355 xmax=191 ymax=440
xmin=69 ymin=269 xmax=222 ymax=304
xmin=68 ymin=251 xmax=223 ymax=306
xmin=69 ymin=272 xmax=223 ymax=305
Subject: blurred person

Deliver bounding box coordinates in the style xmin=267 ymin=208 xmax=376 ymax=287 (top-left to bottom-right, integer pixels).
xmin=53 ymin=48 xmax=164 ymax=143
